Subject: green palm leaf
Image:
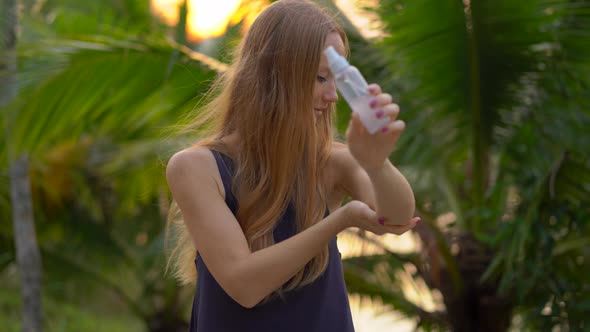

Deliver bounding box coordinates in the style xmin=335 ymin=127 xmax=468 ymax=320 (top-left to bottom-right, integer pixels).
xmin=355 ymin=0 xmax=590 ymax=329
xmin=5 ymin=37 xmax=214 ymax=155
xmin=375 ymin=0 xmax=562 ymax=216
xmin=343 ymin=253 xmax=448 ymax=329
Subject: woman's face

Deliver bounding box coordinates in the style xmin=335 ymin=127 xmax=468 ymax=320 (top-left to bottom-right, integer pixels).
xmin=313 ymin=32 xmax=345 ymax=119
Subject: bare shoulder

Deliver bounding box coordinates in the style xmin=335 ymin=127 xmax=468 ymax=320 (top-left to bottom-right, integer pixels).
xmin=166 ymin=146 xmax=224 ymax=198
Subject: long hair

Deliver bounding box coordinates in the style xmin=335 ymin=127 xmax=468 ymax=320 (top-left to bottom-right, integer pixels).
xmin=166 ymin=0 xmax=349 ymax=295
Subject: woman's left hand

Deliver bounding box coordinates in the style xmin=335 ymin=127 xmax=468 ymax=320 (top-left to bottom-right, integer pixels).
xmin=345 ymin=84 xmax=405 ymax=172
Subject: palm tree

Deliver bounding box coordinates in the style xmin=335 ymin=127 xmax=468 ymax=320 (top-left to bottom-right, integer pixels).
xmin=1 ymin=0 xmax=43 ymax=330
xmin=341 ymin=0 xmax=590 ymax=330
xmin=5 ymin=1 xmax=587 ymax=331
xmin=0 ymin=0 xmax=222 ymax=330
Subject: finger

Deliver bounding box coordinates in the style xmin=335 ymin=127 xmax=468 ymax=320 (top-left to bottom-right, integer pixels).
xmin=369 ymin=93 xmax=393 ymax=109
xmin=375 ymin=103 xmax=400 ymax=122
xmin=367 ymin=84 xmax=382 ymax=96
xmin=383 ymin=220 xmax=417 ymax=235
xmin=346 ymin=112 xmax=363 ymax=140
xmin=379 ymin=217 xmax=420 ymax=228
xmin=380 ymin=120 xmax=405 ymax=137
xmin=384 ymin=216 xmax=421 ymax=233
xmin=351 ymin=112 xmax=366 ymax=136
xmin=362 ymin=206 xmax=379 ymax=221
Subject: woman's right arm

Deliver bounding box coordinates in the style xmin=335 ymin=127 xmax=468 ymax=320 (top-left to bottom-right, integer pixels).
xmin=166 ymin=148 xmax=395 ymax=308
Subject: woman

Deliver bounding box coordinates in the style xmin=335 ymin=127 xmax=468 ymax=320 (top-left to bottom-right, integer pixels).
xmin=165 ymin=0 xmax=420 ymax=331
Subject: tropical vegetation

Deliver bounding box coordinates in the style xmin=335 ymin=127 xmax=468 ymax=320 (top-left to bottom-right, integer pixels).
xmin=1 ymin=0 xmax=588 ymax=331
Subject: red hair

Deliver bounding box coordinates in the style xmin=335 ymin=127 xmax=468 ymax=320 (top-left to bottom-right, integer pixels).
xmin=166 ymin=0 xmax=349 ymax=296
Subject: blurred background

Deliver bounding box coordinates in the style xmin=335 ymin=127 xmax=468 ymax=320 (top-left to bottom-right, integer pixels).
xmin=1 ymin=0 xmax=589 ymax=331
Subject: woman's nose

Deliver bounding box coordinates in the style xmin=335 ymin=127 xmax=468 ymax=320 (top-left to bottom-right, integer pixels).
xmin=323 ymin=82 xmax=338 ymax=103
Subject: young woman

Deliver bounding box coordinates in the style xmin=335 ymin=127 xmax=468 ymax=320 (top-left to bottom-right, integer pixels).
xmin=165 ymin=0 xmax=419 ymax=330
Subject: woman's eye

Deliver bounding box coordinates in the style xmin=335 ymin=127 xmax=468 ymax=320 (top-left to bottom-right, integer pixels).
xmin=317 ymin=75 xmax=327 ymax=83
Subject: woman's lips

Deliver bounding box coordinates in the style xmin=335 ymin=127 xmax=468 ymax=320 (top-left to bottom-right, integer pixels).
xmin=314 ymin=108 xmax=327 ymax=116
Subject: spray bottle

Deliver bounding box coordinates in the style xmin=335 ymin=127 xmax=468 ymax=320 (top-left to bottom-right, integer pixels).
xmin=324 ymin=46 xmax=390 ymax=134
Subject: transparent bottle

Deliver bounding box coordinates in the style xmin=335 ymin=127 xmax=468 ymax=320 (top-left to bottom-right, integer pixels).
xmin=324 ymin=46 xmax=390 ymax=134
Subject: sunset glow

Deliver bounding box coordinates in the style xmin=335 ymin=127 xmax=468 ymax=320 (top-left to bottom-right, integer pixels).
xmin=151 ymin=0 xmax=267 ymax=42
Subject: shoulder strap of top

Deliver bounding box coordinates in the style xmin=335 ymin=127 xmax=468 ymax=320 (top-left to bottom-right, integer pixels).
xmin=210 ymin=149 xmax=238 ymax=213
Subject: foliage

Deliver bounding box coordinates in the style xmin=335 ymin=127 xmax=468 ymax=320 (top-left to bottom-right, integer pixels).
xmin=1 ymin=0 xmax=217 ymax=329
xmin=338 ymin=0 xmax=590 ymax=330
xmin=0 ymin=281 xmax=144 ymax=331
xmin=2 ymin=0 xmax=589 ymax=330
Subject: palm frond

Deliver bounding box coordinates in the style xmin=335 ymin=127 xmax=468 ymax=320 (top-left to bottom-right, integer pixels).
xmin=3 ymin=36 xmax=216 ymax=157
xmin=343 ymin=254 xmax=448 ymax=328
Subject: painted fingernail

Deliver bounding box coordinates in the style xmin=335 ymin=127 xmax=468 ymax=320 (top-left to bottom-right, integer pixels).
xmin=375 ymin=110 xmax=384 ymax=118
xmin=369 ymin=99 xmax=378 ymax=108
xmin=378 ymin=217 xmax=385 ymax=225
xmin=368 ymin=86 xmax=377 ymax=93
xmin=381 ymin=127 xmax=388 ymax=133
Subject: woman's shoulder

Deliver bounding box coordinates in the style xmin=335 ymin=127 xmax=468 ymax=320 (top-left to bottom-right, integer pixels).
xmin=166 ymin=146 xmax=224 ymax=196
xmin=167 ymin=146 xmax=215 ymax=173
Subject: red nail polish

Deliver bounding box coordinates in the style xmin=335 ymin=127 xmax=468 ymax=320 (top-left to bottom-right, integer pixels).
xmin=378 ymin=217 xmax=385 ymax=225
xmin=381 ymin=127 xmax=388 ymax=133
xmin=376 ymin=110 xmax=384 ymax=118
xmin=370 ymin=100 xmax=377 ymax=108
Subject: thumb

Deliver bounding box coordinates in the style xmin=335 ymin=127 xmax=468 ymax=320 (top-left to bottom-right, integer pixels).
xmin=360 ymin=203 xmax=378 ymax=220
xmin=350 ymin=112 xmax=365 ymax=136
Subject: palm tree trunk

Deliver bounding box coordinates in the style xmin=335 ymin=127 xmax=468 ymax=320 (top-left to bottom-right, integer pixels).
xmin=439 ymin=233 xmax=513 ymax=332
xmin=414 ymin=220 xmax=512 ymax=331
xmin=1 ymin=0 xmax=43 ymax=331
xmin=9 ymin=155 xmax=43 ymax=332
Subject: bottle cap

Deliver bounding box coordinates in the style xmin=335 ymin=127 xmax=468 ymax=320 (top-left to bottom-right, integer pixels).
xmin=324 ymin=46 xmax=349 ymax=74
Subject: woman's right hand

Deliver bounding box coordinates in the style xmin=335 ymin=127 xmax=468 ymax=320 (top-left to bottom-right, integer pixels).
xmin=340 ymin=200 xmax=419 ymax=236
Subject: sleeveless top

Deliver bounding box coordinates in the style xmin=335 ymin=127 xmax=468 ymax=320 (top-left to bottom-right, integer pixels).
xmin=189 ymin=150 xmax=355 ymax=332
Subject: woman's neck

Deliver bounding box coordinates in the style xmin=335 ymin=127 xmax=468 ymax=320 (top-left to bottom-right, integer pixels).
xmin=219 ymin=133 xmax=240 ymax=157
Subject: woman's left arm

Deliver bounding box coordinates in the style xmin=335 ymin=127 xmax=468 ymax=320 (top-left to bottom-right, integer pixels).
xmin=335 ymin=146 xmax=416 ymax=227
xmin=341 ymin=83 xmax=417 ymax=226
xmin=365 ymin=159 xmax=415 ymax=226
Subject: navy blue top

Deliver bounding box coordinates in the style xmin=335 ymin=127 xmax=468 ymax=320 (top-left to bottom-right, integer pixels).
xmin=189 ymin=150 xmax=355 ymax=332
